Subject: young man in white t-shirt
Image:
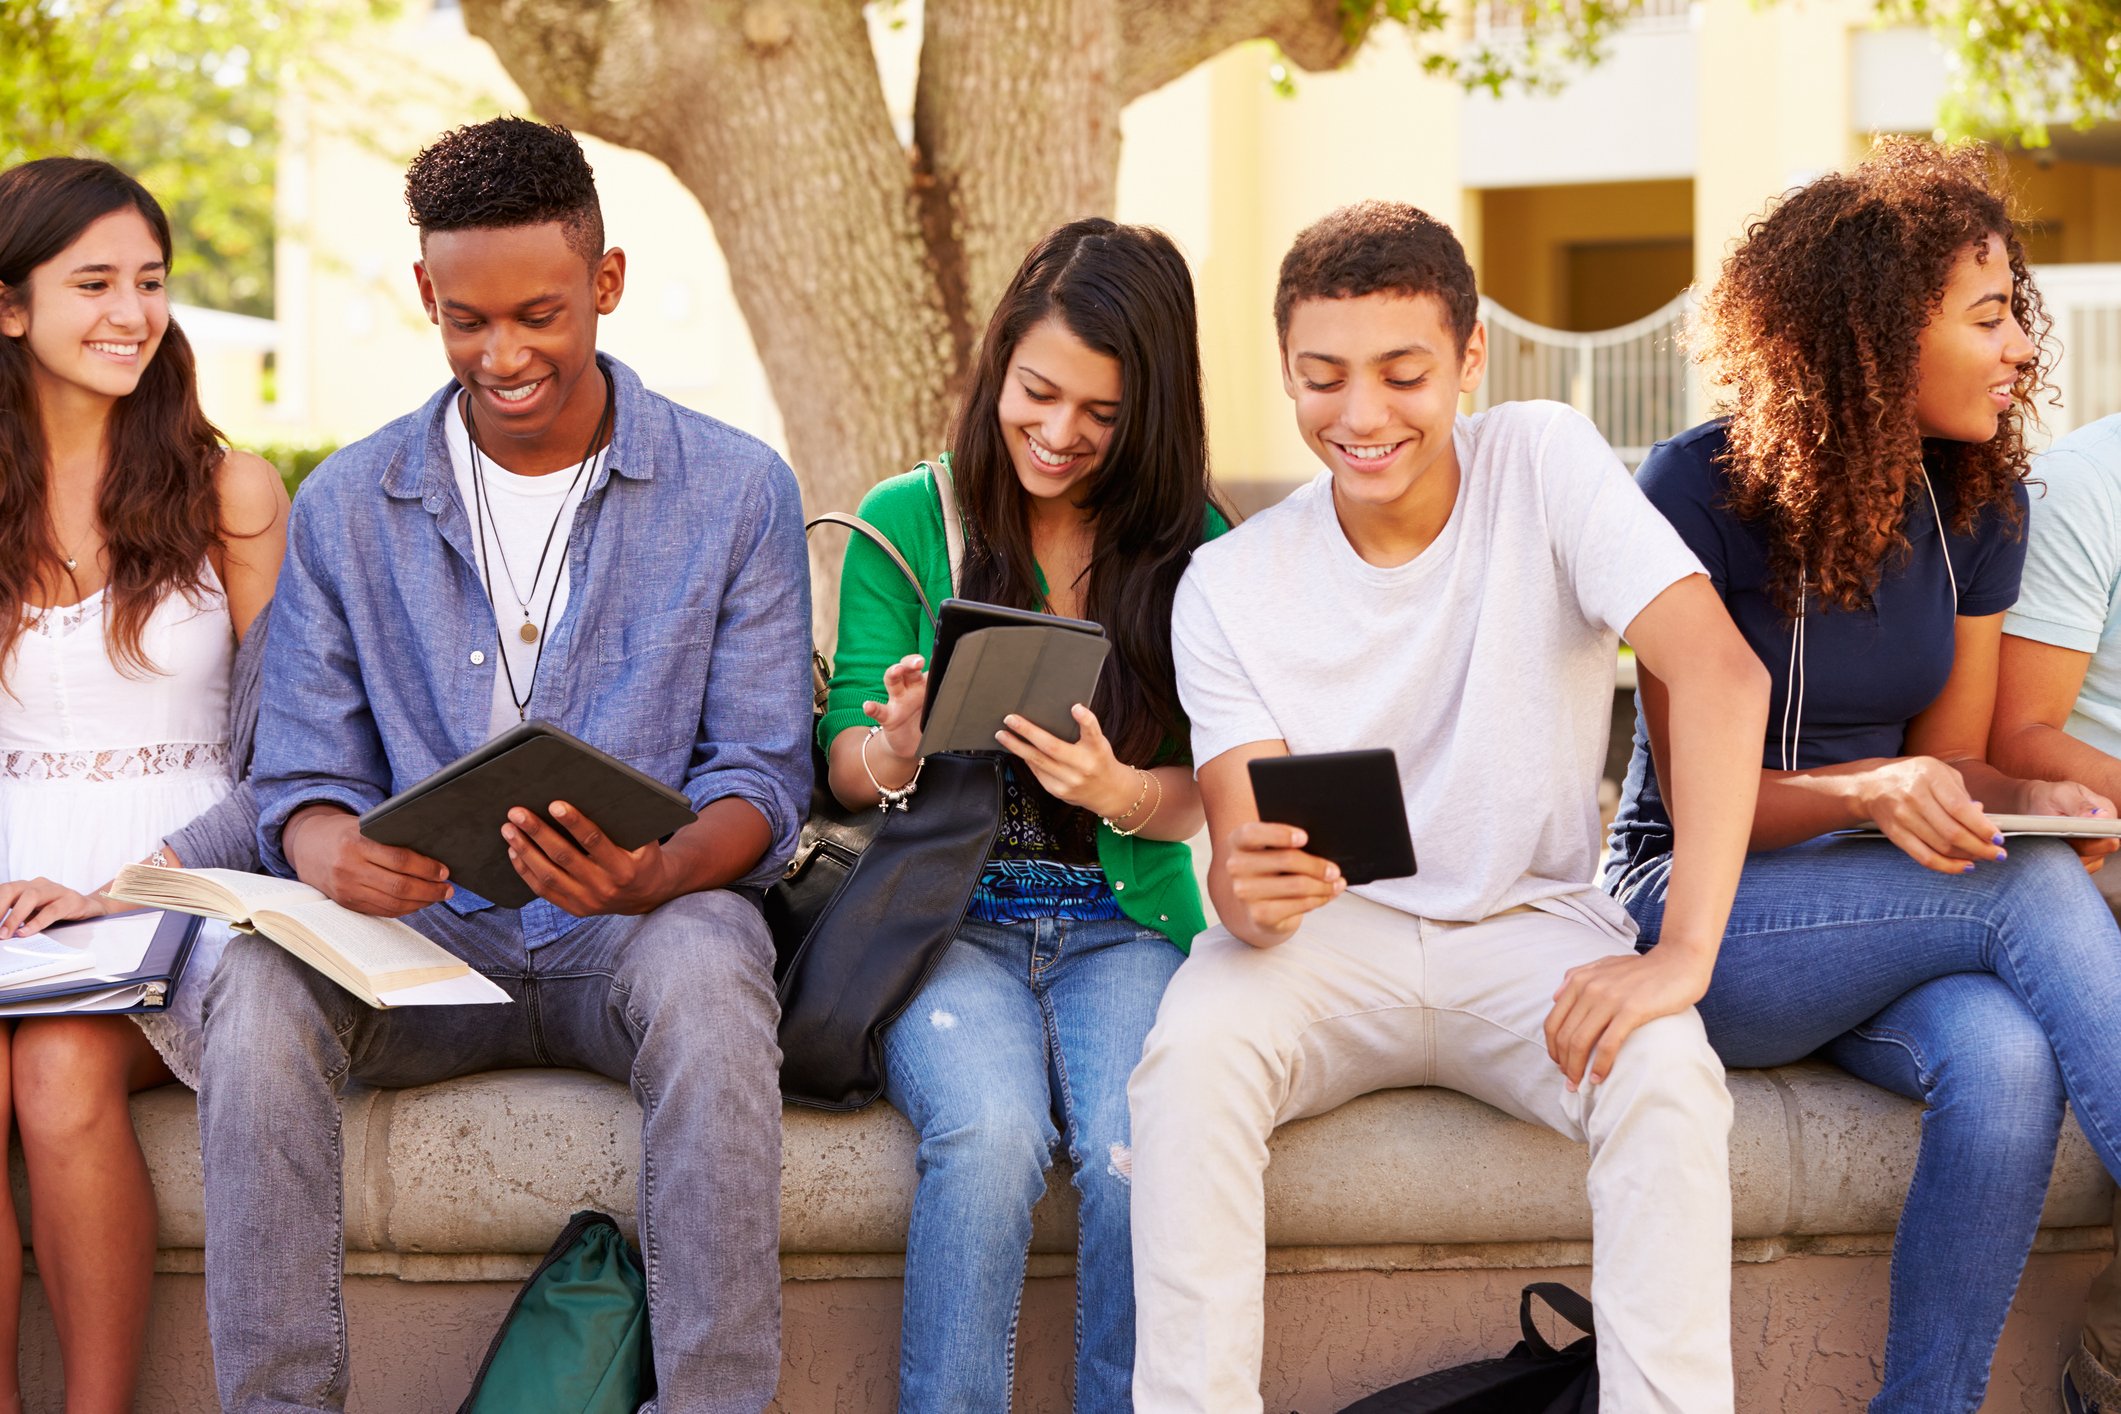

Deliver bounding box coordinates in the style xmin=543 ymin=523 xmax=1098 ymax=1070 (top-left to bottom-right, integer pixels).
xmin=1128 ymin=202 xmax=1771 ymax=1412
xmin=1990 ymin=411 xmax=2121 ymax=1412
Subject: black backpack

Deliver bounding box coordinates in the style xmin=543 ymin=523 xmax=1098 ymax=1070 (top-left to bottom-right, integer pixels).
xmin=1336 ymin=1284 xmax=1597 ymax=1413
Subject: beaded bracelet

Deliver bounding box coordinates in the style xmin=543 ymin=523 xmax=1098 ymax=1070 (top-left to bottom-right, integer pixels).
xmin=861 ymin=724 xmax=923 ymax=812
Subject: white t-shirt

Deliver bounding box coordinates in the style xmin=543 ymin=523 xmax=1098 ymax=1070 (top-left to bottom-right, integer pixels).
xmin=2005 ymin=413 xmax=2121 ymax=761
xmin=445 ymin=400 xmax=602 ymax=738
xmin=1173 ymin=401 xmax=1703 ymax=924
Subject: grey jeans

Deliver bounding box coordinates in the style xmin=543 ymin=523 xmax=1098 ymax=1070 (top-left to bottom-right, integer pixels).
xmin=196 ymin=888 xmax=784 ymax=1414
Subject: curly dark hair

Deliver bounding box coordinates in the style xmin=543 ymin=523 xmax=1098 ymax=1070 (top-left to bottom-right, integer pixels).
xmin=1274 ymin=200 xmax=1478 ymax=353
xmin=1700 ymin=137 xmax=2047 ymax=618
xmin=403 ymin=116 xmax=604 ymax=266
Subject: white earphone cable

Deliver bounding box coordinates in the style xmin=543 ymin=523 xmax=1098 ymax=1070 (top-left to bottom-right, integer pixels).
xmin=1921 ymin=469 xmax=1960 ymax=612
xmin=1782 ymin=471 xmax=1956 ymax=774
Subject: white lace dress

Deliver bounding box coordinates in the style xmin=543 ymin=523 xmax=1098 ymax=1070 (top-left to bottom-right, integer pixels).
xmin=0 ymin=567 xmax=237 ymax=1087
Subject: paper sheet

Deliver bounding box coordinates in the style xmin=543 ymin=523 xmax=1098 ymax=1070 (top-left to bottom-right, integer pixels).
xmin=0 ymin=984 xmax=149 ymax=1017
xmin=0 ymin=912 xmax=162 ymax=992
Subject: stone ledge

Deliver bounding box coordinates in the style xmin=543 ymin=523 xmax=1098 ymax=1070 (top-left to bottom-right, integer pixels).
xmin=87 ymin=1058 xmax=2112 ymax=1275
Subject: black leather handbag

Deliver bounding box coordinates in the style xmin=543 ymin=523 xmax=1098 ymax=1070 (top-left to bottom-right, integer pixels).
xmin=766 ymin=484 xmax=1002 ymax=1111
xmin=1335 ymin=1284 xmax=1597 ymax=1413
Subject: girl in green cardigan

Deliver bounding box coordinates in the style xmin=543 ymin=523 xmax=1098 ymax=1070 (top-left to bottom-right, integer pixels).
xmin=820 ymin=218 xmax=1228 ymax=1412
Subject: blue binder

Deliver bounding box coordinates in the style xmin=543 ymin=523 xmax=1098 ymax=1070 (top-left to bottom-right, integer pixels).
xmin=0 ymin=911 xmax=202 ymax=1016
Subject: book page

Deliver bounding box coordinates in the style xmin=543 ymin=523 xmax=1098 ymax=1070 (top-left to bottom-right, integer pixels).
xmin=107 ymin=864 xmax=320 ymax=922
xmin=252 ymin=897 xmax=467 ymax=990
xmin=377 ymin=970 xmax=512 ymax=1007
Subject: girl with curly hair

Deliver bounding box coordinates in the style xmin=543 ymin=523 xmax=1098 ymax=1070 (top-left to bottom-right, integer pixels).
xmin=1604 ymin=137 xmax=2121 ymax=1411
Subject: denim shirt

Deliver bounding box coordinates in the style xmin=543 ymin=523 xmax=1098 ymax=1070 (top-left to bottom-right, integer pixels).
xmin=253 ymin=353 xmax=814 ymax=947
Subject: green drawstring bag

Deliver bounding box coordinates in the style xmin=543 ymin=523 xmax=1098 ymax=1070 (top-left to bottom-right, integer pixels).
xmin=458 ymin=1210 xmax=655 ymax=1414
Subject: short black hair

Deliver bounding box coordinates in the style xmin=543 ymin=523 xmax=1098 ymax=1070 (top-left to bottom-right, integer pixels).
xmin=1274 ymin=200 xmax=1478 ymax=353
xmin=404 ymin=116 xmax=604 ymax=267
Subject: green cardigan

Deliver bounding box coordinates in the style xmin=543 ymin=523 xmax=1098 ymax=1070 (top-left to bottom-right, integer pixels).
xmin=818 ymin=460 xmax=1228 ymax=951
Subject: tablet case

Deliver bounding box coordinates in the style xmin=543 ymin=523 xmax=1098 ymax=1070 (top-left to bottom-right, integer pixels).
xmin=359 ymin=721 xmax=699 ymax=910
xmin=919 ymin=599 xmax=1109 ymax=756
xmin=1247 ymin=749 xmax=1418 ymax=886
xmin=0 ymin=910 xmax=203 ymax=1016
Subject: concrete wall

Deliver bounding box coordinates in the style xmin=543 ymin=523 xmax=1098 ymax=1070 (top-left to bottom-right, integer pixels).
xmin=35 ymin=1245 xmax=2103 ymax=1411
xmin=24 ymin=1067 xmax=2111 ymax=1412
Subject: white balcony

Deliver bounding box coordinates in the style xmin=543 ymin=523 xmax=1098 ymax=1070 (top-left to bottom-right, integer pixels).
xmin=1458 ymin=7 xmax=1698 ymax=190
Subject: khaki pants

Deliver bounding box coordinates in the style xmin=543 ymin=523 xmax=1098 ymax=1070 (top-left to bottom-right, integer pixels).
xmin=2085 ymin=866 xmax=2121 ymax=1366
xmin=1127 ymin=891 xmax=1736 ymax=1414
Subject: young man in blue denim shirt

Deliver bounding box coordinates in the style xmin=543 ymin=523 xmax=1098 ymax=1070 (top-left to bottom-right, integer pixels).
xmin=196 ymin=119 xmax=812 ymax=1413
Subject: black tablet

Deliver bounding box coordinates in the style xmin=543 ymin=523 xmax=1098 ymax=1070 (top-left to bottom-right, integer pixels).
xmin=359 ymin=721 xmax=699 ymax=909
xmin=1247 ymin=749 xmax=1417 ymax=886
xmin=919 ymin=597 xmax=1108 ymax=751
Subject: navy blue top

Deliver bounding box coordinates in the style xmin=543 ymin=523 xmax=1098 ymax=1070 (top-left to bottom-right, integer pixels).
xmin=1603 ymin=419 xmax=2029 ymax=885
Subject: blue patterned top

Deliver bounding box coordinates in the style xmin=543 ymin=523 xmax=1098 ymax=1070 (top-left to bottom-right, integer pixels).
xmin=965 ymin=762 xmax=1126 ymax=923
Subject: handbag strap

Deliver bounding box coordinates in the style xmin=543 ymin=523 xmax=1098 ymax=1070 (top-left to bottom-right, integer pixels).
xmin=926 ymin=460 xmax=965 ymax=593
xmin=1517 ymin=1282 xmax=1595 ymax=1357
xmin=805 ymin=511 xmax=937 ymax=631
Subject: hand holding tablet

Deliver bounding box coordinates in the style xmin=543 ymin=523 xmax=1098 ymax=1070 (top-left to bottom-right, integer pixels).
xmin=1247 ymin=749 xmax=1417 ymax=886
xmin=918 ymin=598 xmax=1109 ymax=756
xmin=359 ymin=722 xmax=697 ymax=910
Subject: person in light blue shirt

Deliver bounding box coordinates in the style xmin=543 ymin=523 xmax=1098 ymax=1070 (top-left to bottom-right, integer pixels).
xmin=1998 ymin=413 xmax=2121 ymax=761
xmin=195 ymin=118 xmax=812 ymax=1414
xmin=1992 ymin=410 xmax=2121 ymax=1412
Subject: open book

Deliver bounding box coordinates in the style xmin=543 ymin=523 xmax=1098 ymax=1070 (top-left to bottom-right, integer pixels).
xmin=105 ymin=865 xmax=510 ymax=1009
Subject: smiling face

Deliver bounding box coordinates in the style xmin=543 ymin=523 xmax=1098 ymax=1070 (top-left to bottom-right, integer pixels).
xmin=995 ymin=315 xmax=1121 ymax=506
xmin=0 ymin=206 xmax=170 ymax=409
xmin=1913 ymin=232 xmax=2035 ymax=444
xmin=415 ymin=221 xmax=624 ymax=473
xmin=1281 ymin=291 xmax=1486 ymax=512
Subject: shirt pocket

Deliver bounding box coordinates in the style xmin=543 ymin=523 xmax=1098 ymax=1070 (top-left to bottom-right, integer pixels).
xmin=596 ymin=607 xmax=716 ymax=756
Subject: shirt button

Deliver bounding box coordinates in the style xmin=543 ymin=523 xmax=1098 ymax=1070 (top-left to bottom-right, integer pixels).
xmin=1160 ymin=914 xmax=1169 ymax=922
xmin=1114 ymin=881 xmax=1125 ymax=891
xmin=470 ymin=650 xmax=486 ymax=665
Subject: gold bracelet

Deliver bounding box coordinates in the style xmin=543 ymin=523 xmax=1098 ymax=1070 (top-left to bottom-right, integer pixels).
xmin=1103 ymin=768 xmax=1161 ymax=837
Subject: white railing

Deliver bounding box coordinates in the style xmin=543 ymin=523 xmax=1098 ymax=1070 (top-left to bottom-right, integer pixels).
xmin=1479 ymin=264 xmax=2121 ymax=462
xmin=2033 ymin=263 xmax=2121 ymax=441
xmin=1475 ymin=291 xmax=1694 ymax=466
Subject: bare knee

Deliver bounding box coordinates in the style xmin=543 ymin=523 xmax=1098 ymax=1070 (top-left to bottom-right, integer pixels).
xmin=12 ymin=1018 xmax=152 ymax=1149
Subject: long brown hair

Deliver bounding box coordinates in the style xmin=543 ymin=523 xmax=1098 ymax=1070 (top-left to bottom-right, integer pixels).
xmin=0 ymin=157 xmax=225 ymax=683
xmin=1699 ymin=137 xmax=2046 ymax=618
xmin=951 ymin=218 xmax=1230 ymax=766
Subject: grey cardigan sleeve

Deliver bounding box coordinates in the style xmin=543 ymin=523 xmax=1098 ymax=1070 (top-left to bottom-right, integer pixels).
xmin=164 ymin=599 xmax=271 ymax=872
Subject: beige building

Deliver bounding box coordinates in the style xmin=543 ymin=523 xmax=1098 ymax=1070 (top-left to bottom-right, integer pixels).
xmin=209 ymin=0 xmax=2121 ymax=490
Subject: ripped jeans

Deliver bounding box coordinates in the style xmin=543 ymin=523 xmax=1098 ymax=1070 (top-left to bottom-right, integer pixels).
xmin=882 ymin=914 xmax=1183 ymax=1413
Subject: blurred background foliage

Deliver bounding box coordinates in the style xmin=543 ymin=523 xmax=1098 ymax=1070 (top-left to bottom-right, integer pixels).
xmin=6 ymin=0 xmax=2119 ymax=326
xmin=1 ymin=0 xmax=388 ymax=316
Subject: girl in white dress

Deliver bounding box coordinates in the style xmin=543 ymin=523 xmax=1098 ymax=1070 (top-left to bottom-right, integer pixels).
xmin=0 ymin=158 xmax=287 ymax=1414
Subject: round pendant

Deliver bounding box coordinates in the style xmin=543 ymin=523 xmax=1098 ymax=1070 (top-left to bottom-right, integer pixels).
xmin=518 ymin=621 xmax=540 ymax=644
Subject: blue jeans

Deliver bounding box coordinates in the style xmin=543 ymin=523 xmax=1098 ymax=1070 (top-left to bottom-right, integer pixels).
xmin=882 ymin=915 xmax=1182 ymax=1414
xmin=1611 ymin=836 xmax=2121 ymax=1414
xmin=197 ymin=889 xmax=784 ymax=1413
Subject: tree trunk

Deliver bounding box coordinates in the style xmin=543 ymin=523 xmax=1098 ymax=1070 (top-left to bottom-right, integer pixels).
xmin=461 ymin=0 xmax=1361 ymax=629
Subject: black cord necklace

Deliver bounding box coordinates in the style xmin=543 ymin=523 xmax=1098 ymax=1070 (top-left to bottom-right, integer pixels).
xmin=464 ymin=366 xmax=614 ymax=721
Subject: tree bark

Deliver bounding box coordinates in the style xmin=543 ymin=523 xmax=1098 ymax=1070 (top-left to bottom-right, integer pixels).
xmin=462 ymin=0 xmax=1362 ymax=627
